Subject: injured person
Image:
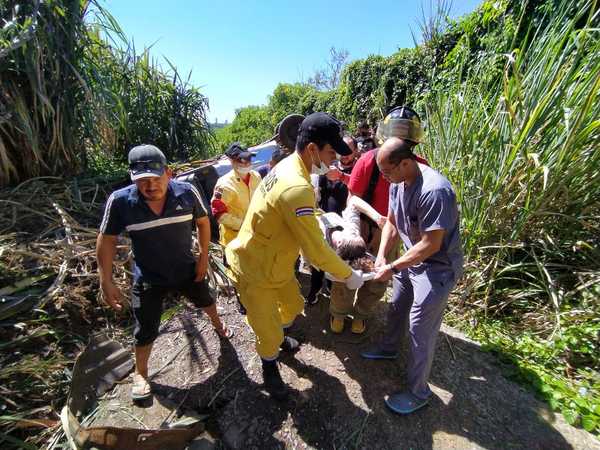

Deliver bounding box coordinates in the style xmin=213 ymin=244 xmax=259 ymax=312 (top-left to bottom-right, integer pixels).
xmin=315 ymin=194 xmax=388 ymax=334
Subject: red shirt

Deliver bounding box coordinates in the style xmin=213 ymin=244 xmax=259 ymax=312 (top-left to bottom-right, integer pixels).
xmin=348 ymin=149 xmax=390 ymax=216
xmin=348 ymin=149 xmax=430 ymax=216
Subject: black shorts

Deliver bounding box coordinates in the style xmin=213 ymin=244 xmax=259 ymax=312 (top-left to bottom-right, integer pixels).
xmin=131 ymin=278 xmax=214 ymax=346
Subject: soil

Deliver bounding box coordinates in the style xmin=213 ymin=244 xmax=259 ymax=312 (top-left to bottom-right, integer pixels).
xmin=92 ymin=273 xmax=599 ymax=450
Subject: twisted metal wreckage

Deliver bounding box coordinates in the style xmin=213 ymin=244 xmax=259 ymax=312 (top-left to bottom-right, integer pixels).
xmin=60 ymin=334 xmax=207 ymax=450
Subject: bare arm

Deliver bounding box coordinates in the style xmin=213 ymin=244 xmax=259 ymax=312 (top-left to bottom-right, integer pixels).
xmin=194 ymin=216 xmax=211 ymax=281
xmin=348 ymin=195 xmax=385 ymax=226
xmin=375 ymin=208 xmax=399 ymax=266
xmin=96 ymin=233 xmax=123 ymax=311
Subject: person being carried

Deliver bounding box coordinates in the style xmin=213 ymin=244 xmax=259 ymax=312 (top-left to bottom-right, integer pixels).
xmin=315 ymin=195 xmax=387 ymax=334
xmin=211 ymin=143 xmax=262 ymax=247
xmin=96 ymin=144 xmax=230 ymax=402
xmin=225 ymin=113 xmax=368 ymax=400
xmin=305 ymin=135 xmax=359 ymax=305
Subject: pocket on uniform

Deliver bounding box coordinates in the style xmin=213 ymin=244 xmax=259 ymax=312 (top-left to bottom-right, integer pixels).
xmin=270 ymin=249 xmax=295 ymax=285
xmin=427 ymin=270 xmax=454 ymax=289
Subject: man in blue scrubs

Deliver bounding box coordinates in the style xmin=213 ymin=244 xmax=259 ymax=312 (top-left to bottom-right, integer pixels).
xmin=364 ymin=137 xmax=463 ymax=414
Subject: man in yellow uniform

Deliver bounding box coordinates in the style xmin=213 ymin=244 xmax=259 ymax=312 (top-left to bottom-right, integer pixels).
xmin=226 ymin=112 xmax=367 ymax=399
xmin=211 ymin=143 xmax=262 ymax=246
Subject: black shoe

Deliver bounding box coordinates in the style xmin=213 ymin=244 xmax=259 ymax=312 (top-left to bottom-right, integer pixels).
xmin=280 ymin=336 xmax=300 ymax=353
xmin=262 ymin=359 xmax=288 ymax=401
xmin=321 ymin=284 xmax=331 ymax=298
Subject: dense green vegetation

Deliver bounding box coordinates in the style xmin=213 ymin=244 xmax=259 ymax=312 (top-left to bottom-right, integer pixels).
xmin=0 ymin=0 xmax=213 ymax=186
xmin=217 ymin=0 xmax=600 ymax=433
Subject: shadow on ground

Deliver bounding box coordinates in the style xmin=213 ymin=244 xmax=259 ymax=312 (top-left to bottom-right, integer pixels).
xmin=120 ymin=275 xmax=595 ymax=450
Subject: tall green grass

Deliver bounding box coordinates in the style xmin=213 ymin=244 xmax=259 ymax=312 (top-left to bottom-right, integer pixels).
xmin=81 ymin=25 xmax=214 ymax=163
xmin=0 ymin=0 xmax=88 ymax=185
xmin=423 ymin=0 xmax=599 ymax=431
xmin=0 ymin=0 xmax=213 ymax=187
xmin=424 ymin=0 xmax=599 ymax=311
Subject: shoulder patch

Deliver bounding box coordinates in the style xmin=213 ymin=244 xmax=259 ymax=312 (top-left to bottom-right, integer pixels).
xmin=295 ymin=206 xmax=314 ymax=217
xmin=261 ymin=171 xmax=278 ymax=193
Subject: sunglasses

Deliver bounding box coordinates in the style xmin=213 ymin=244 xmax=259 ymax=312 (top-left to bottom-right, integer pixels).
xmin=129 ymin=161 xmax=165 ymax=172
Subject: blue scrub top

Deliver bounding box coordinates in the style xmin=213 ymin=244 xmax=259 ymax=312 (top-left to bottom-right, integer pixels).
xmin=389 ymin=164 xmax=463 ymax=282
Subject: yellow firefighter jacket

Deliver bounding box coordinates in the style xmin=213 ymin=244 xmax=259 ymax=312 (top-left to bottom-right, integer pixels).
xmin=211 ymin=169 xmax=262 ymax=246
xmin=225 ymin=152 xmax=352 ymax=288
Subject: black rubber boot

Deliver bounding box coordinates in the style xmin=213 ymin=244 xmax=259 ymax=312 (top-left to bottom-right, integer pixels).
xmin=261 ymin=359 xmax=288 ymax=401
xmin=280 ymin=336 xmax=300 ymax=353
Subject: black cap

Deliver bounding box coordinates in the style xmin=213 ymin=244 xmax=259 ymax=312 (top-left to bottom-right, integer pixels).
xmin=225 ymin=142 xmax=254 ymax=162
xmin=128 ymin=144 xmax=167 ymax=181
xmin=297 ymin=112 xmax=352 ymax=156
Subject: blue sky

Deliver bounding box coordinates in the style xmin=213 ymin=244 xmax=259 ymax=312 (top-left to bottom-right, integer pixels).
xmin=104 ymin=0 xmax=481 ymax=123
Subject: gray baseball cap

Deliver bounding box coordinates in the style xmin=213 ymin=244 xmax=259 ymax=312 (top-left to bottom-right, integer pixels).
xmin=128 ymin=144 xmax=167 ymax=181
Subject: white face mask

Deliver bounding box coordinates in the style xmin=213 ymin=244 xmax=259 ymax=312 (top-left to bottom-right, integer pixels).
xmin=310 ymin=149 xmax=330 ymax=175
xmin=235 ymin=166 xmax=252 ymax=176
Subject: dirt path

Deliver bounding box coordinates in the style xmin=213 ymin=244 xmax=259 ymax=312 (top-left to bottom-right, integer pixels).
xmin=95 ymin=273 xmax=598 ymax=449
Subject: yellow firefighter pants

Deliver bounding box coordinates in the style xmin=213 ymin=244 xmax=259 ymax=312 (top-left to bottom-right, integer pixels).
xmin=235 ymin=278 xmax=304 ymax=360
xmin=330 ymin=278 xmax=388 ymax=320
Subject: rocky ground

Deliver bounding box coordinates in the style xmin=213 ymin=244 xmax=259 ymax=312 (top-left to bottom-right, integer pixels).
xmin=91 ymin=273 xmax=599 ymax=450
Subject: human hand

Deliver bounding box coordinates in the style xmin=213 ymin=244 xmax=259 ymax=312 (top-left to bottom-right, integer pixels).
xmin=345 ymin=269 xmax=365 ymax=290
xmin=326 ymin=168 xmax=343 ymax=182
xmin=375 ymin=254 xmax=387 ymax=269
xmin=376 ymin=215 xmax=387 ymax=229
xmin=100 ymin=280 xmax=124 ymax=312
xmin=195 ymin=256 xmax=208 ymax=282
xmin=373 ymin=264 xmax=393 ymax=283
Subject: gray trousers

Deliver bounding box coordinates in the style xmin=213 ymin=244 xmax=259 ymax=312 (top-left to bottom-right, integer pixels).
xmin=381 ymin=270 xmax=456 ymax=399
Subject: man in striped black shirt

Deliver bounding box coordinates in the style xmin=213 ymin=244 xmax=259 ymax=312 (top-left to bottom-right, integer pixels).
xmin=96 ymin=144 xmax=229 ymax=401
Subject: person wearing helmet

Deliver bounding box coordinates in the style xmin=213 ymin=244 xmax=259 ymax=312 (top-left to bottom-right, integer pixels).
xmin=339 ymin=106 xmax=427 ymax=334
xmin=361 ymin=137 xmax=463 ymax=415
xmin=225 ymin=112 xmax=369 ymax=400
xmin=210 ymin=143 xmax=262 ymax=247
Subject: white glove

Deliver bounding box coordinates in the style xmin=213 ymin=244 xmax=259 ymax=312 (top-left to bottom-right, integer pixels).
xmin=345 ymin=269 xmax=365 ymax=290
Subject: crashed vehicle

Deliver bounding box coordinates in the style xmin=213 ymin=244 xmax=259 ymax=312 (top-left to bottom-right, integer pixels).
xmin=173 ymin=140 xmax=279 ymax=243
xmin=175 ymin=114 xmax=304 ymax=242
